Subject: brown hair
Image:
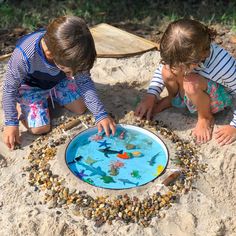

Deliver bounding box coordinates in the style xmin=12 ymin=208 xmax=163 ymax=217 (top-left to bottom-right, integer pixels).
xmin=44 ymin=15 xmax=96 ymax=74
xmin=160 ymin=19 xmax=216 ymax=68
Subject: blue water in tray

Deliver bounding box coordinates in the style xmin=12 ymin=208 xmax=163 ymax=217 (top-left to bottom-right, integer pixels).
xmin=65 ymin=124 xmax=169 ymax=189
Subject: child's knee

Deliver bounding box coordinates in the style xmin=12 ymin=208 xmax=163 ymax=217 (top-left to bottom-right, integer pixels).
xmin=30 ymin=125 xmax=51 ymax=135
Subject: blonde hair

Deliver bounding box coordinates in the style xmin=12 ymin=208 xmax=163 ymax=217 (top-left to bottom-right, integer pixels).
xmin=160 ymin=19 xmax=216 ymax=68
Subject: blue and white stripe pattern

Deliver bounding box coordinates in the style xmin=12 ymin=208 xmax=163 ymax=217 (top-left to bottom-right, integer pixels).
xmin=2 ymin=30 xmax=108 ymax=126
xmin=147 ymin=43 xmax=236 ymax=127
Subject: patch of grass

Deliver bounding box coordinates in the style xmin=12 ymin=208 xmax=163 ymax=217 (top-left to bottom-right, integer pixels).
xmin=0 ymin=0 xmax=235 ymax=30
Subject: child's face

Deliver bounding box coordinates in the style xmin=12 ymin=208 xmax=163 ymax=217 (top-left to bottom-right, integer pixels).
xmin=55 ymin=63 xmax=74 ymax=77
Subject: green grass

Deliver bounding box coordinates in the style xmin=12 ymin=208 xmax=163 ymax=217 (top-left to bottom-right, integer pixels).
xmin=0 ymin=0 xmax=235 ymax=31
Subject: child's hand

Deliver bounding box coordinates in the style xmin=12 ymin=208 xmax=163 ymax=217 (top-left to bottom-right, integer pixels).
xmin=3 ymin=126 xmax=21 ymax=150
xmin=97 ymin=116 xmax=116 ymax=137
xmin=214 ymin=125 xmax=236 ymax=146
xmin=135 ymin=94 xmax=157 ymax=120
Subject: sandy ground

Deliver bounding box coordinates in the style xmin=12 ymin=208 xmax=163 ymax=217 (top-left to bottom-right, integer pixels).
xmin=0 ymin=51 xmax=235 ymax=236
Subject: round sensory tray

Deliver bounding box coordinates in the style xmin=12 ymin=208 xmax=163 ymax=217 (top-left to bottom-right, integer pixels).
xmin=65 ymin=124 xmax=169 ymax=189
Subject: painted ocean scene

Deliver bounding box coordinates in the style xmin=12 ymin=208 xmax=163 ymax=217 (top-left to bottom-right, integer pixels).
xmin=65 ymin=124 xmax=168 ymax=189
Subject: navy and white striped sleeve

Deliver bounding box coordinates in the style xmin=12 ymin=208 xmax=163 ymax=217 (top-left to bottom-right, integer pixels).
xmin=147 ymin=64 xmax=165 ymax=98
xmin=2 ymin=48 xmax=28 ymax=126
xmin=211 ymin=45 xmax=236 ymax=127
xmin=74 ymin=72 xmax=108 ymax=123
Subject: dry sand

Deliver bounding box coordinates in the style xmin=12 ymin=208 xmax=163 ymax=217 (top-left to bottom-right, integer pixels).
xmin=0 ymin=51 xmax=235 ymax=236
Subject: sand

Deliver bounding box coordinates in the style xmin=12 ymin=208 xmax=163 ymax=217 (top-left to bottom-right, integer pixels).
xmin=0 ymin=51 xmax=235 ymax=236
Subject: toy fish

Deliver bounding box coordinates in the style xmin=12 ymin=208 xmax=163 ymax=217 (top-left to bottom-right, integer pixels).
xmin=99 ymin=147 xmax=123 ymax=158
xmin=101 ymin=175 xmax=116 ymax=184
xmin=118 ymin=178 xmax=139 ymax=186
xmin=67 ymin=155 xmax=83 ymax=165
xmin=148 ymin=152 xmax=160 ymax=166
xmin=77 ymin=162 xmax=106 ymax=176
xmin=131 ymin=170 xmax=141 ymax=179
xmin=117 ymin=152 xmax=130 ymax=159
xmin=132 ymin=151 xmax=142 ymax=157
xmin=154 ymin=165 xmax=164 ymax=176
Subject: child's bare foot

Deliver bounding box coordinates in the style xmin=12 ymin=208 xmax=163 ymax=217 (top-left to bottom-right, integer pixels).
xmin=192 ymin=117 xmax=214 ymax=144
xmin=153 ymin=96 xmax=172 ymax=114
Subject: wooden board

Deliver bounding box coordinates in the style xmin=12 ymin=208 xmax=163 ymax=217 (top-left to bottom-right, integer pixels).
xmin=0 ymin=23 xmax=159 ymax=61
xmin=90 ymin=23 xmax=159 ymax=58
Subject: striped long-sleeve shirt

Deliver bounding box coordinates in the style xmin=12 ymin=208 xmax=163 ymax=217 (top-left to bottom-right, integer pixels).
xmin=2 ymin=30 xmax=108 ymax=126
xmin=147 ymin=43 xmax=236 ymax=127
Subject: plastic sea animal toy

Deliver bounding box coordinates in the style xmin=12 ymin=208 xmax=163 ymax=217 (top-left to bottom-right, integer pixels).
xmin=84 ymin=178 xmax=94 ymax=185
xmin=131 ymin=151 xmax=142 ymax=157
xmin=90 ymin=132 xmax=105 ymax=141
xmin=111 ymin=160 xmax=124 ymax=168
xmin=119 ymin=130 xmax=126 ymax=139
xmin=67 ymin=155 xmax=83 ymax=165
xmin=109 ymin=165 xmax=119 ymax=176
xmin=84 ymin=156 xmax=99 ymax=165
xmin=154 ymin=165 xmax=164 ymax=176
xmin=117 ymin=152 xmax=130 ymax=159
xmin=97 ymin=140 xmax=111 ymax=148
xmin=77 ymin=162 xmax=106 ymax=176
xmin=101 ymin=175 xmax=116 ymax=184
xmin=125 ymin=143 xmax=136 ymax=150
xmin=99 ymin=147 xmax=123 ymax=158
xmin=148 ymin=152 xmax=160 ymax=166
xmin=131 ymin=170 xmax=141 ymax=179
xmin=118 ymin=178 xmax=139 ymax=186
xmin=74 ymin=170 xmax=88 ymax=179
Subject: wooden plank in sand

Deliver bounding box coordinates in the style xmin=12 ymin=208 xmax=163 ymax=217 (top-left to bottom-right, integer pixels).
xmin=90 ymin=23 xmax=159 ymax=58
xmin=0 ymin=23 xmax=159 ymax=61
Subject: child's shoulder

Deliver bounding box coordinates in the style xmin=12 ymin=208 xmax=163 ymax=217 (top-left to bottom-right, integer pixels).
xmin=15 ymin=29 xmax=45 ymax=57
xmin=210 ymin=43 xmax=230 ymax=54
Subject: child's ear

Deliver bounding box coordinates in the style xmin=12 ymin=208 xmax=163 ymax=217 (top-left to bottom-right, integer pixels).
xmin=45 ymin=50 xmax=53 ymax=60
xmin=41 ymin=38 xmax=53 ymax=60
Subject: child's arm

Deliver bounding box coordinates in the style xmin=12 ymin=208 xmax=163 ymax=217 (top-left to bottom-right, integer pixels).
xmin=74 ymin=71 xmax=116 ymax=135
xmin=135 ymin=64 xmax=165 ymax=119
xmin=2 ymin=49 xmax=28 ymax=149
xmin=195 ymin=44 xmax=236 ymax=145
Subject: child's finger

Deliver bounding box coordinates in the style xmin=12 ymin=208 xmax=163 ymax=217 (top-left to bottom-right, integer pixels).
xmin=134 ymin=106 xmax=140 ymax=116
xmin=103 ymin=126 xmax=110 ymax=137
xmin=146 ymin=108 xmax=152 ymax=120
xmin=5 ymin=137 xmax=11 ymax=149
xmin=9 ymin=136 xmax=15 ymax=150
xmin=110 ymin=122 xmax=116 ymax=136
xmin=219 ymin=136 xmax=230 ymax=146
xmin=97 ymin=123 xmax=103 ymax=134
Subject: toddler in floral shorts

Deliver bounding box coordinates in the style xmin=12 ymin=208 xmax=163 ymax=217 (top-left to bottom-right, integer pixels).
xmin=136 ymin=19 xmax=236 ymax=145
xmin=2 ymin=15 xmax=116 ymax=150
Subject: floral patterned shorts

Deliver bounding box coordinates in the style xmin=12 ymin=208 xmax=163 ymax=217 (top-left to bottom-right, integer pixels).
xmin=18 ymin=78 xmax=81 ymax=128
xmin=171 ymin=80 xmax=232 ymax=113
